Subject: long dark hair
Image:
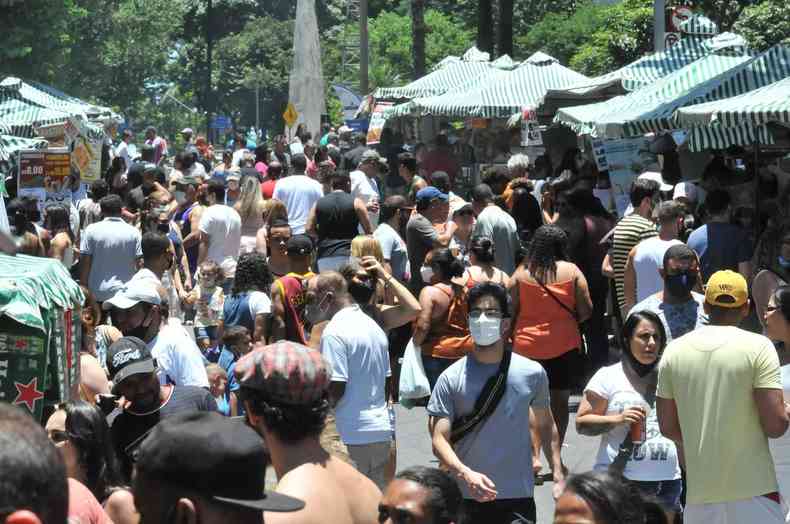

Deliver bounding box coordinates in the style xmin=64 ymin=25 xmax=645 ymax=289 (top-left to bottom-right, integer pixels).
xmin=556 ymin=147 xmax=582 ymax=176
xmin=563 ymin=471 xmax=667 ymax=524
xmin=45 ymin=204 xmax=75 ymax=243
xmin=61 ymin=401 xmax=123 ymax=501
xmin=510 ymin=185 xmax=542 ymax=239
xmin=526 ymin=225 xmax=568 ymax=283
xmin=621 ymin=310 xmax=667 ymax=377
xmin=231 ymin=252 xmax=272 ymax=296
xmin=430 ymin=248 xmax=465 ymax=282
xmin=469 ymin=236 xmax=495 ymax=264
xmin=772 ymin=285 xmax=790 ymax=322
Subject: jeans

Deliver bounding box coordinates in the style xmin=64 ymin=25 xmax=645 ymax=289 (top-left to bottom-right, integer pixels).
xmin=422 ymin=355 xmax=455 ymax=390
xmin=634 ymin=478 xmax=683 ymax=513
xmin=462 ymin=497 xmax=536 ymax=524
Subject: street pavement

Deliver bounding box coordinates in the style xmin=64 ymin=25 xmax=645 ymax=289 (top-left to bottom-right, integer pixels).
xmin=394 ymin=396 xmax=598 ymax=524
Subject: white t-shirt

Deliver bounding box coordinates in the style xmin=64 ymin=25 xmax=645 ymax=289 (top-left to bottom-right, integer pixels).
xmin=770 ymin=365 xmax=790 ymax=502
xmin=148 ymin=325 xmax=210 ymax=388
xmin=116 ymin=141 xmax=132 ymax=172
xmin=248 ymin=291 xmax=272 ymax=317
xmin=198 ymin=204 xmax=242 ymax=278
xmin=633 ymin=237 xmax=683 ymax=302
xmin=350 ymin=170 xmax=380 ymax=229
xmin=320 ymin=305 xmax=392 ymax=445
xmin=272 ymin=175 xmax=324 ymax=234
xmin=231 ymin=148 xmax=248 ymax=168
xmin=585 ymin=362 xmax=681 ymax=481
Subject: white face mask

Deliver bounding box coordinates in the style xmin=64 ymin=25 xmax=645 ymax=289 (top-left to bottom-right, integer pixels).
xmin=174 ymin=190 xmax=187 ymax=205
xmin=469 ymin=313 xmax=502 ymax=346
xmin=420 ymin=265 xmax=434 ymax=284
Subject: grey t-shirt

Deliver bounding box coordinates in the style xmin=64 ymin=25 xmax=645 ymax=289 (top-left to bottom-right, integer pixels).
xmin=406 ymin=213 xmax=437 ymax=293
xmin=427 ymin=352 xmax=550 ymax=499
xmin=472 ymin=205 xmax=521 ymax=275
xmin=80 ymin=217 xmax=142 ymax=301
xmin=374 ymin=222 xmax=410 ymax=283
xmin=629 ymin=291 xmax=708 ymax=342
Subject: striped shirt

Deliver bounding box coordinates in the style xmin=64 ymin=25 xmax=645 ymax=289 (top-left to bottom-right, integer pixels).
xmin=611 ymin=214 xmax=657 ymax=308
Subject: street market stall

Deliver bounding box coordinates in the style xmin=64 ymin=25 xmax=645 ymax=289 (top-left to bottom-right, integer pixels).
xmin=0 ymin=254 xmax=83 ymax=421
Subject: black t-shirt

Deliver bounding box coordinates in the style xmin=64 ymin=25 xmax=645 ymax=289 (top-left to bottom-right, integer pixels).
xmin=110 ymin=385 xmax=217 ymax=480
xmin=126 ymin=185 xmax=152 ymax=212
xmin=315 ymin=192 xmax=359 ymax=258
xmin=343 ymin=145 xmax=366 ymax=171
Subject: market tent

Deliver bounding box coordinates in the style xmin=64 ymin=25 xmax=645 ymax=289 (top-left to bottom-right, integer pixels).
xmin=374 ymin=47 xmax=494 ymax=100
xmin=390 ymin=52 xmax=589 ymax=119
xmin=555 ymin=44 xmax=790 ymax=138
xmin=676 ymin=75 xmax=790 ymax=150
xmin=0 ymin=134 xmax=48 ymax=162
xmin=0 ymin=254 xmax=83 ymax=332
xmin=537 ymin=28 xmax=743 ymax=118
xmin=0 ymin=77 xmax=118 ymax=122
xmin=0 ymin=98 xmax=72 ymax=138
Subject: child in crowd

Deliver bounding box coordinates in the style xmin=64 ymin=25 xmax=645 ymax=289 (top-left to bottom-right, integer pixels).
xmin=206 ymin=364 xmax=235 ymax=417
xmin=184 ymin=260 xmax=225 ymax=360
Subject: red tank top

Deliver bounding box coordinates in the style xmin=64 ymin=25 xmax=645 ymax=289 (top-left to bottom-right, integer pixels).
xmin=421 ymin=284 xmax=473 ymax=359
xmin=275 ymin=272 xmax=315 ymax=345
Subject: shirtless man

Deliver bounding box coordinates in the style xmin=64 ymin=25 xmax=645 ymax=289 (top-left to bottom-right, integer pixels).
xmin=236 ymin=341 xmax=380 ymax=524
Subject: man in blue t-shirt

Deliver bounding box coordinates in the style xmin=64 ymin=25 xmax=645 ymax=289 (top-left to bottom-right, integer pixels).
xmin=688 ymin=189 xmax=753 ymax=283
xmin=427 ymin=282 xmax=565 ymax=523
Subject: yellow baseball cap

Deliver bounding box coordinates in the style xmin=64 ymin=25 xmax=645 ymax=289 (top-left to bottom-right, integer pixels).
xmin=705 ymin=270 xmax=748 ymax=308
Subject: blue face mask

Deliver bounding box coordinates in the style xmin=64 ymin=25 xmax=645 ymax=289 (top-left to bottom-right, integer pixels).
xmin=778 ymin=256 xmax=790 ymax=269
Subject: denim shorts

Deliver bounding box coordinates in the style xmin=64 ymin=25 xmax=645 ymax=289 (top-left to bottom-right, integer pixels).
xmin=195 ymin=325 xmax=218 ymax=341
xmin=634 ymin=478 xmax=683 ymax=513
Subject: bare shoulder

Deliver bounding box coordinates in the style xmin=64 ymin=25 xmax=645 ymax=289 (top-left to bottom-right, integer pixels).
xmin=104 ymin=489 xmax=138 ymax=524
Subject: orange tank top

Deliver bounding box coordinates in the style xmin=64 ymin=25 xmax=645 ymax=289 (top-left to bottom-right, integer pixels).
xmin=512 ymin=278 xmax=581 ymax=360
xmin=421 ymin=284 xmax=474 ymax=359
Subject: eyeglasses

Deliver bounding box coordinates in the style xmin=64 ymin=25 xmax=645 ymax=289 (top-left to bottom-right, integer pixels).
xmin=469 ymin=309 xmax=503 ymax=319
xmin=48 ymin=430 xmax=70 ymax=444
xmin=767 ymin=305 xmax=779 ymax=313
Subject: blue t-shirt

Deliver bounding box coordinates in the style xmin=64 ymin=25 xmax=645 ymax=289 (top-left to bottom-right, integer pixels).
xmin=427 ymin=352 xmax=550 ymax=500
xmin=374 ymin=223 xmax=410 ymax=283
xmin=687 ymin=222 xmax=753 ymax=283
xmin=629 ymin=292 xmax=708 ymax=342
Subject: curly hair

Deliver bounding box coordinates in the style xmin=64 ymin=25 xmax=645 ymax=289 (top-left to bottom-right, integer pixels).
xmin=231 ymin=252 xmax=272 ymax=296
xmin=526 ymin=225 xmax=568 ymax=283
xmin=239 ymin=388 xmax=330 ymax=442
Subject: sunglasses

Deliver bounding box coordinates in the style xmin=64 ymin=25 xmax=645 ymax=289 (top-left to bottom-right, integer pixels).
xmin=49 ymin=430 xmax=70 ymax=444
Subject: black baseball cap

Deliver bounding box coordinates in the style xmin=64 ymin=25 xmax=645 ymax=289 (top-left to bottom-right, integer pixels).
xmin=106 ymin=337 xmax=156 ymax=384
xmin=136 ymin=411 xmax=304 ymax=512
xmin=286 ymin=234 xmax=314 ymax=256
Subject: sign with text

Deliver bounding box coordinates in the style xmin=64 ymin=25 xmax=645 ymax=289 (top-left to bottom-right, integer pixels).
xmin=521 ymin=107 xmax=543 ymax=146
xmin=283 ymin=103 xmax=299 ymax=128
xmin=592 ymin=137 xmax=652 ymax=216
xmin=366 ymin=102 xmax=393 ymax=145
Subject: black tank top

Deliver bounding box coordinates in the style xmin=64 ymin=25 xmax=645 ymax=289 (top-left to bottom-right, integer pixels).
xmin=315 ymin=191 xmax=359 ymax=258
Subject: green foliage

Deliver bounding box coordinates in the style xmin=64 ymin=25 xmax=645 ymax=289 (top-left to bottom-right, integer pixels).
xmin=570 ymin=0 xmax=654 ymax=76
xmin=733 ymin=0 xmax=790 ymax=51
xmin=693 ymin=0 xmax=755 ymax=31
xmin=515 ymin=1 xmax=609 ymax=64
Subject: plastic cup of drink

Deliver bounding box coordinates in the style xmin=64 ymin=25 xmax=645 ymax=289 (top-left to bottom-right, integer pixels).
xmin=627 ymin=402 xmax=649 ymax=444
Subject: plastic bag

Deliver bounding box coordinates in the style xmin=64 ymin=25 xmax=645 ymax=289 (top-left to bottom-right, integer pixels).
xmin=398 ymin=338 xmax=430 ymax=407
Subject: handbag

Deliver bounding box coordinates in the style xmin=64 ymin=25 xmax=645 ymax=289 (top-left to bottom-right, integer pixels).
xmin=398 ymin=338 xmax=431 ymax=406
xmin=450 ymin=350 xmax=512 ymax=445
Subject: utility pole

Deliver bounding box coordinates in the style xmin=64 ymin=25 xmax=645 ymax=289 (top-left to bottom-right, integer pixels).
xmin=360 ymin=0 xmax=369 ymax=95
xmin=205 ymin=0 xmax=213 ymax=137
xmin=654 ymin=0 xmax=666 ymax=52
xmin=255 ymin=85 xmax=260 ymax=132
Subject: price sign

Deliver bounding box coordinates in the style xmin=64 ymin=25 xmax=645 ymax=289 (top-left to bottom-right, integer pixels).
xmin=521 ymin=107 xmax=543 ymax=146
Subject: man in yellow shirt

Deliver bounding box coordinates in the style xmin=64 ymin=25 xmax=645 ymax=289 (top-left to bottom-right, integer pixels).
xmin=657 ymin=270 xmax=788 ymax=522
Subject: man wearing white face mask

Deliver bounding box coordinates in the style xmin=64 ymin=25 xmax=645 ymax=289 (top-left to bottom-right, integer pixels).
xmin=427 ymin=282 xmax=565 ymax=523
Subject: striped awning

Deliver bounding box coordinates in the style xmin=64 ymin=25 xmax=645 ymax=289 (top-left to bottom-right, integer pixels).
xmin=0 ymin=98 xmax=72 ymax=138
xmin=556 ymin=44 xmax=790 ymax=139
xmin=374 ymin=60 xmax=495 ymax=100
xmin=391 ymin=52 xmax=590 ymax=119
xmin=676 ymin=75 xmax=790 ymax=150
xmin=0 ymin=134 xmax=48 ymax=162
xmin=0 ymin=77 xmax=118 ymax=121
xmin=678 ymin=14 xmax=718 ymax=36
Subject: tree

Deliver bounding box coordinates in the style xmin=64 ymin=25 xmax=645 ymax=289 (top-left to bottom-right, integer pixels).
xmin=498 ymin=0 xmax=514 ymax=57
xmin=412 ymin=0 xmax=427 ymax=79
xmin=477 ymin=0 xmax=494 ymax=55
xmin=733 ymin=0 xmax=790 ymax=51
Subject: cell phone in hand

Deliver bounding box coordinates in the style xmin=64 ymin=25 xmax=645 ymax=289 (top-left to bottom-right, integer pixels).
xmin=97 ymin=394 xmax=119 ymax=415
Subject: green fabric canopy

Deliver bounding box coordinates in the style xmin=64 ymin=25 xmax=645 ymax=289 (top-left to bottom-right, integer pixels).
xmin=0 ymin=134 xmax=48 ymax=162
xmin=555 ymin=44 xmax=790 ymax=139
xmin=675 ymin=75 xmax=790 ymax=151
xmin=0 ymin=254 xmax=84 ymax=332
xmin=0 ymin=98 xmax=72 ymax=138
xmin=374 ymin=59 xmax=494 ymax=100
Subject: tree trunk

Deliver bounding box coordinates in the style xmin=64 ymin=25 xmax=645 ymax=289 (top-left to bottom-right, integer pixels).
xmin=497 ymin=0 xmax=513 ymax=57
xmin=477 ymin=0 xmax=494 ymax=55
xmin=411 ymin=0 xmax=426 ymax=79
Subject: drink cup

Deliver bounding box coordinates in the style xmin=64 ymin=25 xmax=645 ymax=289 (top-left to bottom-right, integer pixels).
xmin=627 ymin=402 xmax=649 ymax=444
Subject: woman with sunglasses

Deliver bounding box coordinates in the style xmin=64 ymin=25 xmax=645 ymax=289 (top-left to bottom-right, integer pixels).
xmin=45 ymin=401 xmax=137 ymax=523
xmin=763 ymin=285 xmax=790 ymax=510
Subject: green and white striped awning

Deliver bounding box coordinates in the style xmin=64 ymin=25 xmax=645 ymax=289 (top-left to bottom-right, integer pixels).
xmin=374 ymin=59 xmax=494 ymax=100
xmin=678 ymin=14 xmax=718 ymax=36
xmin=676 ymin=74 xmax=790 ymax=150
xmin=391 ymin=52 xmax=589 ymax=119
xmin=0 ymin=134 xmax=47 ymax=162
xmin=0 ymin=77 xmax=117 ymax=121
xmin=556 ymin=44 xmax=790 ymax=139
xmin=0 ymin=98 xmax=72 ymax=138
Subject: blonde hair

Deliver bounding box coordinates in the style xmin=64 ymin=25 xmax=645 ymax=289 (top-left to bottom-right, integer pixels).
xmin=205 ymin=364 xmax=227 ymax=379
xmin=263 ymin=198 xmax=289 ymax=225
xmin=350 ymin=235 xmax=383 ymax=263
xmin=235 ymin=176 xmax=266 ymax=222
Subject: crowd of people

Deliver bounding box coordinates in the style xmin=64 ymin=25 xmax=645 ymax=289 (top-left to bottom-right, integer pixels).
xmin=2 ymin=121 xmax=790 ymax=524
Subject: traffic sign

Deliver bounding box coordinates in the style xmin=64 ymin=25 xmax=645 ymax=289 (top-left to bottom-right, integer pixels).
xmin=283 ymin=103 xmax=299 ymax=128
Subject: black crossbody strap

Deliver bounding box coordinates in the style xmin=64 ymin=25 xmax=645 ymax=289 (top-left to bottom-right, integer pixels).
xmin=450 ymin=350 xmax=512 ymax=445
xmin=535 ymin=276 xmax=578 ymax=321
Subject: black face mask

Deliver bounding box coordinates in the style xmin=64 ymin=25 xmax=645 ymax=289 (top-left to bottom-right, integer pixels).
xmin=157 ymin=222 xmax=170 ymax=234
xmin=348 ymin=279 xmax=376 ymax=305
xmin=623 ymin=347 xmax=659 ymax=377
xmin=664 ymin=271 xmax=697 ymax=297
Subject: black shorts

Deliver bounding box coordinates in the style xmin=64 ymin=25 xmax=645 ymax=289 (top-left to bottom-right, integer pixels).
xmin=536 ymin=350 xmax=580 ymax=390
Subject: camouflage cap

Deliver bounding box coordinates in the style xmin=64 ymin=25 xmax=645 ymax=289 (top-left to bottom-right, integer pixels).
xmin=234 ymin=341 xmax=331 ymax=405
